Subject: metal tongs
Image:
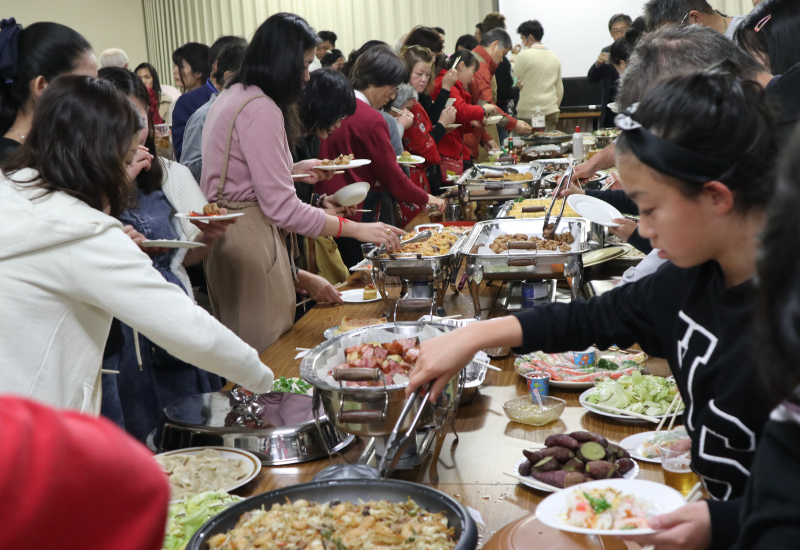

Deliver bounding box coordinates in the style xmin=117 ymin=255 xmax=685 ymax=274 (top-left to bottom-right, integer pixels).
xmin=542 ymin=165 xmax=574 ymax=234
xmin=370 ymin=230 xmax=432 ymax=258
xmin=377 ymin=384 xmax=432 ymax=478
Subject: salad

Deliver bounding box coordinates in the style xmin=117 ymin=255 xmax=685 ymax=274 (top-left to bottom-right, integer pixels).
xmin=272 ymin=376 xmax=313 ymax=395
xmin=565 ymin=487 xmax=652 ymax=530
xmin=515 ymin=350 xmax=646 ymax=383
xmin=163 ymin=491 xmax=243 ymax=550
xmin=641 ymin=427 xmax=689 ymax=459
xmin=585 ymin=372 xmax=683 ymax=417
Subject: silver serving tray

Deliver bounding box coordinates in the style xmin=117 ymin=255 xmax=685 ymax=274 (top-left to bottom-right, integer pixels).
xmin=522 ymin=133 xmax=572 ymax=144
xmin=154 ymin=391 xmax=354 ymax=465
xmin=495 ymin=200 xmax=605 ymax=249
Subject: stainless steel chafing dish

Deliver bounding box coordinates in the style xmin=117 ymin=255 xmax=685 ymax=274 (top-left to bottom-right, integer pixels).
xmin=456 ymin=164 xmax=545 ymax=206
xmin=495 ymin=200 xmax=606 ymax=249
xmin=367 ymin=226 xmax=466 ymax=317
xmin=455 ymin=218 xmax=591 ymax=319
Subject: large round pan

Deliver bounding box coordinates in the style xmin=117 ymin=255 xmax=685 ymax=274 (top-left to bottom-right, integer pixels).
xmin=186 ymin=479 xmax=479 ymax=550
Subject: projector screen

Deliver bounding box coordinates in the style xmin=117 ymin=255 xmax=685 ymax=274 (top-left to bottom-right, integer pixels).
xmin=499 ymin=0 xmax=648 ymax=78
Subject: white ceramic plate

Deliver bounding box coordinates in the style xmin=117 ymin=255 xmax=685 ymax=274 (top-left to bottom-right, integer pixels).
xmin=340 ymin=288 xmax=382 ymax=303
xmin=567 ymin=195 xmax=623 ymax=227
xmin=315 ymin=159 xmax=372 ymax=170
xmin=292 ymin=173 xmax=311 ymax=180
xmin=579 ymin=388 xmax=683 ymax=422
xmin=397 ymin=154 xmax=425 ymax=165
xmin=536 ymin=479 xmax=686 ymax=536
xmin=514 ymin=351 xmax=646 ymax=389
xmin=446 ymin=123 xmax=461 ymax=129
xmin=608 ymin=102 xmax=620 ymax=114
xmin=155 ymin=446 xmax=260 ymax=503
xmin=620 ymin=431 xmax=662 ymax=464
xmin=512 ymin=457 xmax=639 ymax=494
xmin=483 ymin=115 xmax=503 ymax=125
xmin=141 ymin=239 xmax=206 ymax=249
xmin=174 ymin=212 xmax=245 ymax=222
xmin=332 ymin=182 xmax=370 ymax=207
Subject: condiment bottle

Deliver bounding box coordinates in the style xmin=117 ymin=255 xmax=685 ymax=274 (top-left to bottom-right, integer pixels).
xmin=573 ymin=126 xmax=584 ymax=160
xmin=531 ymin=106 xmax=545 ymax=133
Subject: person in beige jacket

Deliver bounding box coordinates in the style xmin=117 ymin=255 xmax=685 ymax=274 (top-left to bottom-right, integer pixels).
xmin=514 ymin=20 xmax=564 ymax=132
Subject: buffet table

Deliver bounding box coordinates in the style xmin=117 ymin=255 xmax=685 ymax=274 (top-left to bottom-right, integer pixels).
xmin=243 ymin=274 xmax=671 ymax=542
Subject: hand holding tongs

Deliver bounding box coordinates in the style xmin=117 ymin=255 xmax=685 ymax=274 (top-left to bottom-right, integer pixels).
xmin=377 ymin=384 xmax=432 ymax=478
xmin=370 ymin=230 xmax=432 ymax=258
xmin=542 ymin=165 xmax=574 ymax=233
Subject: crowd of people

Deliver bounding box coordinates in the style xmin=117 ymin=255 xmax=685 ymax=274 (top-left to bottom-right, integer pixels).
xmin=1 ymin=0 xmax=800 ymax=547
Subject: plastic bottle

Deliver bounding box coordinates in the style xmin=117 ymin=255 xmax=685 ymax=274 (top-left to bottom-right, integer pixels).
xmin=531 ymin=106 xmax=545 ymax=133
xmin=573 ymin=126 xmax=584 ymax=160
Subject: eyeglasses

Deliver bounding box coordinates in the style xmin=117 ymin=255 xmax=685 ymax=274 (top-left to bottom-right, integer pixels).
xmin=611 ymin=26 xmax=630 ymax=36
xmin=680 ymin=11 xmax=691 ymax=24
xmin=390 ymin=85 xmax=399 ymax=93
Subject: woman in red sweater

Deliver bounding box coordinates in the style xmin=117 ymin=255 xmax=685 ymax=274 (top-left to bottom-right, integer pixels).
xmin=432 ymin=49 xmax=498 ymax=175
xmin=318 ymin=45 xmax=445 ymax=266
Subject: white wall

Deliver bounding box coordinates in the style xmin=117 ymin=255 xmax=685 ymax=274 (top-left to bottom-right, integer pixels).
xmin=499 ymin=0 xmax=648 ymax=78
xmin=5 ymin=0 xmax=148 ymax=70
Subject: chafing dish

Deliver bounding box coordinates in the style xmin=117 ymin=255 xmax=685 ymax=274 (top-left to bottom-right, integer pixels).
xmin=456 ymin=164 xmax=544 ymax=207
xmin=522 ymin=132 xmax=572 ymax=145
xmin=455 ymin=218 xmax=591 ymax=319
xmin=367 ymin=226 xmax=466 ymax=317
xmin=496 ymin=199 xmax=605 ymax=249
xmin=520 ymin=144 xmax=569 ymax=162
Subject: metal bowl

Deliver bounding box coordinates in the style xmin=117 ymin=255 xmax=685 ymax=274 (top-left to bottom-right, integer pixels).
xmin=186 ymin=479 xmax=479 ymax=550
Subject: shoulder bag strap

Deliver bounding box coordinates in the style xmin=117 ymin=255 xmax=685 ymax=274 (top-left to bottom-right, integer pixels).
xmin=216 ymin=93 xmax=268 ymax=202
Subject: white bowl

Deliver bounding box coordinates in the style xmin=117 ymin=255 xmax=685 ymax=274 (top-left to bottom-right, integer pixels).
xmin=332 ymin=182 xmax=370 ymax=207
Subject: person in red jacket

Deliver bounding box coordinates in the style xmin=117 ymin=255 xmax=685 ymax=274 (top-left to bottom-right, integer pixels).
xmin=318 ymin=44 xmax=446 ymax=265
xmin=0 ymin=396 xmax=170 ymax=550
xmin=432 ymin=50 xmax=498 ymax=175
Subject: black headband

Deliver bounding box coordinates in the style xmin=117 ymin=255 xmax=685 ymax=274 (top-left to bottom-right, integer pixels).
xmin=0 ymin=18 xmax=22 ymax=84
xmin=615 ymin=105 xmax=735 ymax=187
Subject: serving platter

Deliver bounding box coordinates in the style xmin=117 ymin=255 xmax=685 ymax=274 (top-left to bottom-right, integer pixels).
xmin=579 ymin=388 xmax=683 ymax=423
xmin=510 ymin=457 xmax=639 ymax=494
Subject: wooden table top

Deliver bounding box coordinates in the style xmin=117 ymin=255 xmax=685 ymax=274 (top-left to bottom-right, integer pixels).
xmin=248 ymin=275 xmax=672 ymax=542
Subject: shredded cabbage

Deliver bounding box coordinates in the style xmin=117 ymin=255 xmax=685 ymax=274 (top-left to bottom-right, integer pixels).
xmin=163 ymin=491 xmax=243 ymax=550
xmin=272 ymin=376 xmax=313 ymax=395
xmin=586 ymin=372 xmax=682 ymax=416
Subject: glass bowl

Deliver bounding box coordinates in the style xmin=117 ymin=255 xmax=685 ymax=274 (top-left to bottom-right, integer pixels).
xmin=503 ymin=395 xmax=566 ymax=426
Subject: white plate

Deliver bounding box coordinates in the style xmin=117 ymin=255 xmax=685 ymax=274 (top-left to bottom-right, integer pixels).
xmin=620 ymin=431 xmax=662 ymax=464
xmin=292 ymin=173 xmax=311 ymax=180
xmin=315 ymin=159 xmax=372 ymax=170
xmin=340 ymin=288 xmax=382 ymax=303
xmin=512 ymin=457 xmax=639 ymax=494
xmin=174 ymin=212 xmax=245 ymax=222
xmin=567 ymin=195 xmax=623 ymax=227
xmin=536 ymin=479 xmax=686 ymax=536
xmin=332 ymin=182 xmax=370 ymax=207
xmin=579 ymin=388 xmax=683 ymax=422
xmin=397 ymin=154 xmax=425 ymax=165
xmin=514 ymin=351 xmax=646 ymax=389
xmin=446 ymin=123 xmax=461 ymax=129
xmin=141 ymin=239 xmax=206 ymax=249
xmin=155 ymin=446 xmax=260 ymax=503
xmin=483 ymin=115 xmax=503 ymax=125
xmin=608 ymin=102 xmax=620 ymax=114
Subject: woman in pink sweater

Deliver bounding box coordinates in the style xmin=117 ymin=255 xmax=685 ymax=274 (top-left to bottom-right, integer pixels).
xmin=200 ymin=14 xmax=404 ymax=352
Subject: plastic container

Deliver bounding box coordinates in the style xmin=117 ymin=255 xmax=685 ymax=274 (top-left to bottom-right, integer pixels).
xmin=572 ymin=126 xmax=584 ymax=160
xmin=503 ymin=395 xmax=566 ymax=426
xmin=573 ymin=347 xmax=596 ymax=366
xmin=524 ymin=372 xmax=551 ymax=398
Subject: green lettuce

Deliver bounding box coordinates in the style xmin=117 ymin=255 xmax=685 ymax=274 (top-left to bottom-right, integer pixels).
xmin=587 ymin=372 xmax=682 ymax=416
xmin=163 ymin=491 xmax=243 ymax=550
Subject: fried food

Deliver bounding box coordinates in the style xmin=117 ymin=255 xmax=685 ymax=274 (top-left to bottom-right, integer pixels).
xmin=508 ymin=198 xmax=580 ymax=219
xmin=387 ymin=231 xmax=458 ymax=257
xmin=321 ymin=154 xmax=355 ymax=166
xmin=489 ymin=232 xmax=573 ymax=254
xmin=202 ymin=203 xmax=221 ymax=216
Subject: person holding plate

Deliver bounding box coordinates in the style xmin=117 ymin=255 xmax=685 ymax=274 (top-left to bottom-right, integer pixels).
xmin=408 ymin=69 xmax=778 ymax=550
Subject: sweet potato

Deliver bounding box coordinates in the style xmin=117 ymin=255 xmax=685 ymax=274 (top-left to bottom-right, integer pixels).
xmin=605 ymin=447 xmax=616 ymax=461
xmin=534 ymin=456 xmax=560 ymax=472
xmin=540 ymin=446 xmax=575 ymax=463
xmin=606 ymin=443 xmax=631 ymax=460
xmin=544 ymin=434 xmax=581 ymax=450
xmin=576 ymin=441 xmax=606 ymax=462
xmin=585 ymin=460 xmax=619 ymax=479
xmin=611 ymin=470 xmax=624 ymax=479
xmin=522 ymin=450 xmax=543 ymax=464
xmin=518 ymin=460 xmax=532 ymax=476
xmin=616 ymin=457 xmax=636 ymax=475
xmin=562 ymin=458 xmax=585 ymax=472
xmin=569 ymin=431 xmax=609 ymax=447
xmin=530 ymin=470 xmax=587 ymax=489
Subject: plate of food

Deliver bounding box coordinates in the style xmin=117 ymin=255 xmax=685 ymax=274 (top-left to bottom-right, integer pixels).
xmin=315 ymin=154 xmax=372 ymax=170
xmin=579 ymin=372 xmax=684 ymax=421
xmin=446 ymin=123 xmax=461 ymax=129
xmin=340 ymin=287 xmax=381 ymax=303
xmin=620 ymin=428 xmax=689 ymax=464
xmin=332 ymin=181 xmax=370 ymax=207
xmin=567 ymin=194 xmax=623 ymax=227
xmin=141 ymin=239 xmax=206 ymax=249
xmin=483 ymin=115 xmax=504 ymax=125
xmin=397 ymin=152 xmax=425 ymax=164
xmin=324 ymin=316 xmax=388 ymax=339
xmin=174 ymin=204 xmax=245 ymax=222
xmin=154 ymin=447 xmax=260 ymax=503
xmin=514 ymin=349 xmax=647 ymax=389
xmin=508 ymin=431 xmax=639 ymax=493
xmin=536 ymin=479 xmax=686 ymax=536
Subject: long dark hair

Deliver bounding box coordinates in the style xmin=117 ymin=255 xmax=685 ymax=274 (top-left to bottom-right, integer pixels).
xmin=735 ymin=0 xmax=800 ymax=75
xmin=2 ymin=76 xmax=142 ymax=216
xmin=232 ymin=12 xmax=319 ymax=148
xmin=757 ymin=125 xmax=800 ymax=406
xmin=616 ymin=67 xmax=777 ymax=212
xmin=0 ymin=22 xmax=92 ymax=135
xmin=172 ymin=42 xmax=210 ymax=88
xmin=98 ymin=67 xmax=164 ymax=194
xmin=299 ymin=68 xmax=356 ymax=134
xmin=134 ymin=62 xmax=162 ymax=98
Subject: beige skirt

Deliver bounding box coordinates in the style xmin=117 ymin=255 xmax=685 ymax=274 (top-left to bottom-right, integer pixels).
xmin=204 ymin=201 xmax=295 ymax=354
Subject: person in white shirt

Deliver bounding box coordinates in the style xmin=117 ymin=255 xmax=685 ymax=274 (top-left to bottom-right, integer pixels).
xmin=0 ymin=75 xmax=274 ymax=414
xmin=309 ymin=30 xmax=337 ymax=72
xmin=513 ymin=20 xmax=563 ymax=132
